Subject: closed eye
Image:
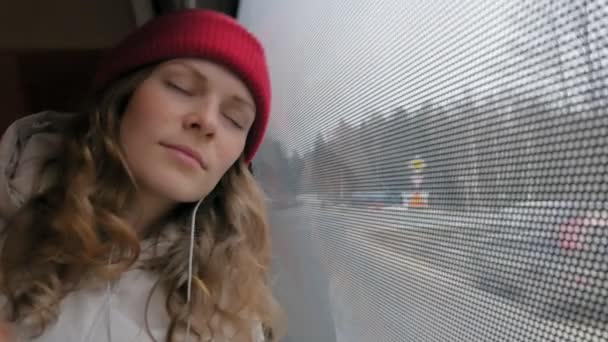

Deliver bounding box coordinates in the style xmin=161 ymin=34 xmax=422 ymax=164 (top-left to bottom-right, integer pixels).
xmin=223 ymin=113 xmax=244 ymax=129
xmin=164 ymin=81 xmax=193 ymax=96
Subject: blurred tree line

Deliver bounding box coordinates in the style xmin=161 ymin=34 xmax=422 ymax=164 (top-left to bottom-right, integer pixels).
xmin=253 ymin=0 xmax=606 ymax=210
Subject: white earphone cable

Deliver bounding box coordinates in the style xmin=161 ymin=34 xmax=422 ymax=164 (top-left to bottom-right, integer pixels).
xmin=185 ymin=198 xmax=204 ymax=341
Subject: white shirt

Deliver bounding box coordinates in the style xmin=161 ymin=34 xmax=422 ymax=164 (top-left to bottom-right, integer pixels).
xmin=26 ymin=269 xmax=170 ymax=342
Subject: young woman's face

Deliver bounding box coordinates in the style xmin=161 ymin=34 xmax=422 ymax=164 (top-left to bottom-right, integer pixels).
xmin=119 ymin=58 xmax=256 ymax=205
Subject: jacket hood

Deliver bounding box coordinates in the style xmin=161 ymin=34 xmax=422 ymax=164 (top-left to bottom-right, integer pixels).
xmin=0 ymin=111 xmax=75 ymax=222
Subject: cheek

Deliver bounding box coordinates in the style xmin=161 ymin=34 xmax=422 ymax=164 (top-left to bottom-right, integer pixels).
xmin=125 ymin=89 xmax=160 ymax=125
xmin=120 ymin=85 xmax=172 ymax=145
xmin=119 ymin=104 xmax=147 ymax=157
xmin=217 ymin=138 xmax=247 ymax=173
xmin=119 ymin=90 xmax=166 ymax=170
xmin=118 ymin=116 xmax=147 ymax=181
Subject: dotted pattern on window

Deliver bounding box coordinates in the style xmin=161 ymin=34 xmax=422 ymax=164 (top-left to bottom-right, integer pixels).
xmin=239 ymin=0 xmax=608 ymax=341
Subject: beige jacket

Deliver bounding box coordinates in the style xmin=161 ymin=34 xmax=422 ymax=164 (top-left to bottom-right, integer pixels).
xmin=0 ymin=112 xmax=264 ymax=342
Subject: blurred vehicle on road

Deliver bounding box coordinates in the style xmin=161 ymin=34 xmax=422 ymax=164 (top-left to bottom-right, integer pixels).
xmin=472 ymin=201 xmax=606 ymax=324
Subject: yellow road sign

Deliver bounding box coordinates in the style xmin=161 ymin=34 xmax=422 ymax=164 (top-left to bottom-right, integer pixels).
xmin=410 ymin=159 xmax=426 ymax=171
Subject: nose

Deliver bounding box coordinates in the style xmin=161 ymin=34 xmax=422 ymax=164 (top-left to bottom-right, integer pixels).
xmin=183 ymin=98 xmax=219 ymax=137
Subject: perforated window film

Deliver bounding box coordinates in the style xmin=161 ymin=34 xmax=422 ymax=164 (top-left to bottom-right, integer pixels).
xmin=239 ymin=1 xmax=608 ymax=341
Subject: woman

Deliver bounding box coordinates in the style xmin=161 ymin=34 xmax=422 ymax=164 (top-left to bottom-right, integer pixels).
xmin=0 ymin=9 xmax=282 ymax=342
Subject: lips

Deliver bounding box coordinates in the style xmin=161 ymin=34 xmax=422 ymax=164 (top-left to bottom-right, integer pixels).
xmin=161 ymin=143 xmax=207 ymax=169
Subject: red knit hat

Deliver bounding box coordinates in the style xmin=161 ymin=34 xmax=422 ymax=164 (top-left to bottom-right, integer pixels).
xmin=93 ymin=9 xmax=270 ymax=163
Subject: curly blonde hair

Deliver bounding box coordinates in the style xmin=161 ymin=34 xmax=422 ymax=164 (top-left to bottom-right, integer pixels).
xmin=0 ymin=67 xmax=283 ymax=341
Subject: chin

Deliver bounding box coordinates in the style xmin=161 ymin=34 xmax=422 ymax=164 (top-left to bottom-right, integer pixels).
xmin=147 ymin=175 xmax=211 ymax=204
xmin=139 ymin=167 xmax=216 ymax=204
xmin=163 ymin=186 xmax=212 ymax=204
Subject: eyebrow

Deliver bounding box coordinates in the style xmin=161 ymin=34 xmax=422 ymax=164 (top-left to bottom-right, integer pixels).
xmin=169 ymin=62 xmax=209 ymax=84
xmin=170 ymin=62 xmax=256 ymax=113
